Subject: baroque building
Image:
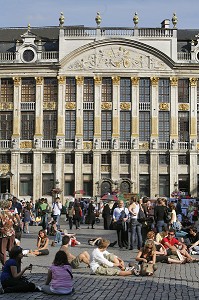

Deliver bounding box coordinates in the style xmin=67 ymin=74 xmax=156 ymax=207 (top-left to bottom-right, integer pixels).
xmin=0 ymin=13 xmax=199 ymax=201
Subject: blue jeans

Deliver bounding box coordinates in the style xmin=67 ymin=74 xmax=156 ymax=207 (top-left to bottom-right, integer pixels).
xmin=156 ymin=220 xmax=166 ymax=233
xmin=130 ymin=219 xmax=142 ymax=249
xmin=53 ymin=214 xmax=61 ymax=229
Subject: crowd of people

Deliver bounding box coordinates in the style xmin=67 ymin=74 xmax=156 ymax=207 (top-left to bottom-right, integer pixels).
xmin=0 ymin=195 xmax=199 ymax=294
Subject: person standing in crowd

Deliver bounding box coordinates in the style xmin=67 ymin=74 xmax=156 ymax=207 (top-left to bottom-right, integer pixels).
xmin=41 ymin=250 xmax=74 ymax=295
xmin=128 ymin=197 xmax=142 ymax=250
xmin=154 ymin=198 xmax=168 ymax=232
xmin=67 ymin=202 xmax=74 ymax=230
xmin=22 ymin=202 xmax=32 ymax=234
xmin=1 ymin=246 xmax=40 ymax=293
xmin=0 ymin=200 xmax=17 ymax=265
xmin=52 ymin=197 xmax=62 ymax=229
xmin=86 ymin=200 xmax=96 ymax=229
xmin=112 ymin=200 xmax=129 ymax=249
xmin=176 ymin=199 xmax=182 ymax=222
xmin=140 ymin=197 xmax=152 ymax=244
xmin=11 ymin=197 xmax=22 ymax=217
xmin=102 ymin=203 xmax=111 ymax=230
xmin=73 ymin=201 xmax=82 ymax=230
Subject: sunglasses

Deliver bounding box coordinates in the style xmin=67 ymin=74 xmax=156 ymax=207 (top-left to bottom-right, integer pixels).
xmin=168 ymin=233 xmax=174 ymax=236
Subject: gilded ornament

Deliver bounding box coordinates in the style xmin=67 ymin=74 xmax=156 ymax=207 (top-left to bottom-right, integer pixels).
xmin=0 ymin=164 xmax=10 ymax=175
xmin=131 ymin=77 xmax=139 ymax=85
xmin=57 ymin=76 xmax=66 ymax=84
xmin=189 ymin=78 xmax=197 ymax=86
xmin=0 ymin=103 xmax=13 ymax=110
xmin=178 ymin=104 xmax=189 ymax=111
xmin=159 ymin=103 xmax=169 ymax=111
xmin=65 ymin=102 xmax=76 ymax=109
xmin=43 ymin=102 xmax=57 ymax=110
xmin=95 ymin=12 xmax=102 ymax=27
xmin=20 ymin=141 xmax=33 ymax=148
xmin=94 ymin=76 xmax=102 ymax=85
xmin=172 ymin=13 xmax=178 ymax=28
xmin=83 ymin=142 xmax=93 ymax=150
xmin=76 ymin=76 xmax=84 ymax=85
xmin=101 ymin=165 xmax=111 ymax=172
xmin=112 ymin=76 xmax=120 ymax=85
xmin=170 ymin=77 xmax=178 ymax=86
xmin=150 ymin=77 xmax=159 ymax=85
xmin=120 ymin=102 xmax=131 ymax=110
xmin=35 ymin=77 xmax=43 ymax=85
xmin=197 ymin=143 xmax=199 ymax=150
xmin=133 ymin=12 xmax=139 ymax=27
xmin=59 ymin=12 xmax=65 ymax=27
xmin=101 ymin=102 xmax=112 ymax=110
xmin=13 ymin=77 xmax=21 ymax=86
xmin=139 ymin=142 xmax=149 ymax=150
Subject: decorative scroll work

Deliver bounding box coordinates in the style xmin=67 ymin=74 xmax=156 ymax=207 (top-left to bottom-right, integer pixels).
xmin=68 ymin=46 xmax=168 ymax=71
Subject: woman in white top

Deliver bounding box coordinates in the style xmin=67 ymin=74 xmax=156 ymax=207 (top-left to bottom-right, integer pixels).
xmin=128 ymin=197 xmax=143 ymax=250
xmin=112 ymin=201 xmax=129 ymax=249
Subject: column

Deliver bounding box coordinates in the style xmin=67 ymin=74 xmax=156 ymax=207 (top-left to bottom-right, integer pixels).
xmin=170 ymin=77 xmax=178 ymax=142
xmin=57 ymin=76 xmax=66 ymax=142
xmin=93 ymin=151 xmax=101 ymax=195
xmin=55 ymin=149 xmax=65 ymax=203
xmin=34 ymin=77 xmax=43 ymax=148
xmin=32 ymin=150 xmax=42 ymax=200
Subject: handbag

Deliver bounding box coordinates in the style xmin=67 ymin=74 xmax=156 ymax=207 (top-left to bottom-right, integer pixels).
xmin=140 ymin=262 xmax=155 ymax=276
xmin=137 ymin=207 xmax=146 ymax=223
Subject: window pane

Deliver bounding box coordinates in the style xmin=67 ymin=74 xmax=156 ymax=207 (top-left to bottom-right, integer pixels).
xmin=65 ymin=111 xmax=76 ymax=140
xmin=20 ymin=174 xmax=33 ymax=196
xmin=120 ymin=78 xmax=131 ymax=102
xmin=83 ymin=111 xmax=94 ymax=141
xmin=139 ymin=78 xmax=150 ymax=103
xmin=120 ymin=111 xmax=131 ymax=141
xmin=0 ymin=112 xmax=13 ymax=140
xmin=21 ymin=112 xmax=35 ymax=140
xmin=1 ymin=78 xmax=14 ymax=102
xmin=43 ymin=78 xmax=58 ymax=102
xmin=159 ymin=78 xmax=170 ymax=103
xmin=101 ymin=111 xmax=112 ymax=141
xmin=66 ymin=77 xmax=76 ymax=102
xmin=159 ymin=111 xmax=170 ymax=142
xmin=139 ymin=112 xmax=150 ymax=141
xmin=43 ymin=111 xmax=57 ymax=139
xmin=42 ymin=174 xmax=54 ymax=195
xmin=102 ymin=78 xmax=112 ymax=102
xmin=159 ymin=175 xmax=169 ymax=197
xmin=178 ymin=112 xmax=189 ymax=142
xmin=83 ymin=78 xmax=94 ymax=102
xmin=139 ymin=175 xmax=150 ymax=197
xmin=21 ymin=78 xmax=36 ymax=102
xmin=0 ymin=154 xmax=11 ymax=163
xmin=178 ymin=79 xmax=189 ymax=103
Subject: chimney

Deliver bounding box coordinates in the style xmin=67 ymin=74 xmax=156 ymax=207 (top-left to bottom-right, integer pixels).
xmin=161 ymin=19 xmax=170 ymax=28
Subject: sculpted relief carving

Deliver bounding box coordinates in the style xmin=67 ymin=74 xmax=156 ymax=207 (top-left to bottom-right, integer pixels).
xmin=67 ymin=46 xmax=169 ymax=71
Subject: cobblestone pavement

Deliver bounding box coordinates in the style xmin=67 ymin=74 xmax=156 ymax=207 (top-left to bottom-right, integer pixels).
xmin=0 ymin=216 xmax=199 ymax=300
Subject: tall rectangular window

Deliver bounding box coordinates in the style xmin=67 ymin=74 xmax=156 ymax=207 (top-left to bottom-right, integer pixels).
xmin=43 ymin=78 xmax=58 ymax=102
xmin=65 ymin=153 xmax=75 ymax=164
xmin=139 ymin=175 xmax=150 ymax=197
xmin=159 ymin=111 xmax=170 ymax=142
xmin=159 ymin=78 xmax=170 ymax=103
xmin=66 ymin=77 xmax=76 ymax=102
xmin=20 ymin=174 xmax=33 ymax=196
xmin=139 ymin=154 xmax=150 ymax=164
xmin=20 ymin=153 xmax=33 ymax=164
xmin=65 ymin=111 xmax=76 ymax=141
xmin=0 ymin=154 xmax=11 ymax=163
xmin=102 ymin=77 xmax=112 ymax=102
xmin=159 ymin=154 xmax=169 ymax=165
xmin=178 ymin=79 xmax=189 ymax=103
xmin=21 ymin=112 xmax=35 ymax=140
xmin=83 ymin=111 xmax=94 ymax=141
xmin=43 ymin=111 xmax=57 ymax=140
xmin=43 ymin=154 xmax=55 ymax=164
xmin=42 ymin=174 xmax=54 ymax=195
xmin=120 ymin=111 xmax=131 ymax=141
xmin=83 ymin=78 xmax=94 ymax=102
xmin=21 ymin=78 xmax=36 ymax=102
xmin=0 ymin=112 xmax=12 ymax=139
xmin=1 ymin=79 xmax=14 ymax=102
xmin=120 ymin=154 xmax=130 ymax=164
xmin=83 ymin=153 xmax=93 ymax=164
xmin=159 ymin=175 xmax=169 ymax=197
xmin=101 ymin=111 xmax=112 ymax=141
xmin=139 ymin=111 xmax=150 ymax=141
xmin=139 ymin=78 xmax=150 ymax=103
xmin=101 ymin=153 xmax=111 ymax=164
xmin=120 ymin=78 xmax=131 ymax=102
xmin=178 ymin=112 xmax=189 ymax=142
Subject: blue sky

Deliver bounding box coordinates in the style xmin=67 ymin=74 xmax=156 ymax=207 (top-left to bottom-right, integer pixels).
xmin=1 ymin=0 xmax=198 ymax=29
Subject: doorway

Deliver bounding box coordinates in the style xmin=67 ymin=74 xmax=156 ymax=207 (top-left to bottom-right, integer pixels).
xmin=0 ymin=178 xmax=10 ymax=194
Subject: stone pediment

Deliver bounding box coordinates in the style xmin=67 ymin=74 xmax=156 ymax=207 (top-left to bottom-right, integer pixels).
xmin=63 ymin=44 xmax=171 ymax=72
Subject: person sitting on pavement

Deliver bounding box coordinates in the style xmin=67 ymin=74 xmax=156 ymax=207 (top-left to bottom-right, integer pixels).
xmin=59 ymin=235 xmax=90 ymax=268
xmin=135 ymin=240 xmax=157 ymax=276
xmin=90 ymin=238 xmax=135 ymax=276
xmin=0 ymin=245 xmax=41 ymax=294
xmin=41 ymin=250 xmax=74 ymax=295
xmin=30 ymin=229 xmax=49 ymax=256
xmin=186 ymin=227 xmax=199 ymax=254
xmin=161 ymin=228 xmax=199 ymax=263
xmin=88 ymin=237 xmax=117 ymax=248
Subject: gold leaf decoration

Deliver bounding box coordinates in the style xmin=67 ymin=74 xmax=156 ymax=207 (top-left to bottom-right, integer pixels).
xmin=150 ymin=77 xmax=159 ymax=85
xmin=35 ymin=77 xmax=43 ymax=85
xmin=131 ymin=77 xmax=139 ymax=85
xmin=57 ymin=76 xmax=66 ymax=84
xmin=43 ymin=102 xmax=57 ymax=110
xmin=189 ymin=78 xmax=197 ymax=86
xmin=76 ymin=76 xmax=84 ymax=85
xmin=94 ymin=76 xmax=102 ymax=85
xmin=0 ymin=103 xmax=13 ymax=110
xmin=101 ymin=102 xmax=112 ymax=110
xmin=65 ymin=102 xmax=76 ymax=109
xmin=139 ymin=142 xmax=149 ymax=150
xmin=13 ymin=77 xmax=21 ymax=86
xmin=178 ymin=103 xmax=189 ymax=111
xmin=120 ymin=102 xmax=131 ymax=110
xmin=20 ymin=141 xmax=33 ymax=148
xmin=83 ymin=142 xmax=92 ymax=150
xmin=0 ymin=164 xmax=10 ymax=175
xmin=101 ymin=165 xmax=111 ymax=172
xmin=170 ymin=77 xmax=178 ymax=86
xmin=112 ymin=76 xmax=120 ymax=85
xmin=159 ymin=103 xmax=169 ymax=110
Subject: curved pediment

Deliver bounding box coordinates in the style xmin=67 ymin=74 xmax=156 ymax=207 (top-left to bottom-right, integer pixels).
xmin=60 ymin=38 xmax=174 ymax=73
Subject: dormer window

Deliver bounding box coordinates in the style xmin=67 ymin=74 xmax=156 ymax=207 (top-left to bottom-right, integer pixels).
xmin=23 ymin=49 xmax=35 ymax=62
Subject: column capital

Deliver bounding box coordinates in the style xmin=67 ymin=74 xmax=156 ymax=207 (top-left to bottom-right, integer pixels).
xmin=131 ymin=76 xmax=139 ymax=85
xmin=94 ymin=76 xmax=102 ymax=85
xmin=112 ymin=76 xmax=120 ymax=85
xmin=150 ymin=77 xmax=159 ymax=86
xmin=76 ymin=76 xmax=84 ymax=85
xmin=57 ymin=76 xmax=66 ymax=84
xmin=13 ymin=77 xmax=21 ymax=86
xmin=189 ymin=77 xmax=197 ymax=86
xmin=35 ymin=77 xmax=43 ymax=85
xmin=170 ymin=77 xmax=178 ymax=86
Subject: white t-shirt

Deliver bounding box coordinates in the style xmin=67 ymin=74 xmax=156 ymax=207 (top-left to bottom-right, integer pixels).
xmin=90 ymin=248 xmax=114 ymax=273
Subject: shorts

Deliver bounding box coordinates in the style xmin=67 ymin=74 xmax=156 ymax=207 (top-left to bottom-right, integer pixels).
xmin=95 ymin=266 xmax=120 ymax=276
xmin=71 ymin=256 xmax=80 ymax=269
xmin=38 ymin=249 xmax=49 ymax=256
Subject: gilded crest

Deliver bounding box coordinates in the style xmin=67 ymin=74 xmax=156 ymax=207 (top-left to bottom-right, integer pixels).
xmin=139 ymin=142 xmax=149 ymax=150
xmin=43 ymin=102 xmax=57 ymax=110
xmin=178 ymin=103 xmax=189 ymax=111
xmin=131 ymin=77 xmax=139 ymax=85
xmin=0 ymin=164 xmax=10 ymax=175
xmin=189 ymin=77 xmax=197 ymax=86
xmin=94 ymin=76 xmax=102 ymax=85
xmin=83 ymin=142 xmax=92 ymax=150
xmin=120 ymin=102 xmax=131 ymax=110
xmin=101 ymin=102 xmax=112 ymax=110
xmin=150 ymin=77 xmax=159 ymax=85
xmin=13 ymin=77 xmax=21 ymax=86
xmin=0 ymin=103 xmax=13 ymax=110
xmin=20 ymin=141 xmax=33 ymax=148
xmin=101 ymin=165 xmax=111 ymax=172
xmin=57 ymin=76 xmax=66 ymax=84
xmin=112 ymin=76 xmax=120 ymax=85
xmin=35 ymin=77 xmax=43 ymax=85
xmin=170 ymin=77 xmax=178 ymax=86
xmin=65 ymin=102 xmax=76 ymax=109
xmin=159 ymin=103 xmax=169 ymax=110
xmin=76 ymin=76 xmax=84 ymax=85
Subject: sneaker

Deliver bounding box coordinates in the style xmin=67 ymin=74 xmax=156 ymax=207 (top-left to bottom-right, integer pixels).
xmin=35 ymin=286 xmax=42 ymax=292
xmin=125 ymin=266 xmax=135 ymax=271
xmin=190 ymin=250 xmax=198 ymax=255
xmin=133 ymin=264 xmax=141 ymax=276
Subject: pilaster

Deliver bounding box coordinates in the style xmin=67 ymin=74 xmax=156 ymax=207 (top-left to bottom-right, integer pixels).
xmin=12 ymin=77 xmax=21 ymax=138
xmin=170 ymin=151 xmax=178 ymax=193
xmin=33 ymin=150 xmax=42 ymax=200
xmin=150 ymin=77 xmax=159 ymax=140
xmin=170 ymin=77 xmax=178 ymax=140
xmin=150 ymin=151 xmax=159 ymax=197
xmin=74 ymin=152 xmax=83 ymax=191
xmin=75 ymin=76 xmax=83 ymax=142
xmin=112 ymin=76 xmax=120 ymax=139
xmin=130 ymin=151 xmax=139 ymax=194
xmin=93 ymin=151 xmax=101 ymax=195
xmin=94 ymin=76 xmax=101 ymax=140
xmin=55 ymin=150 xmax=65 ymax=202
xmin=189 ymin=78 xmax=197 ymax=141
xmin=35 ymin=77 xmax=43 ymax=137
xmin=190 ymin=151 xmax=198 ymax=197
xmin=57 ymin=76 xmax=66 ymax=138
xmin=131 ymin=77 xmax=139 ymax=140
